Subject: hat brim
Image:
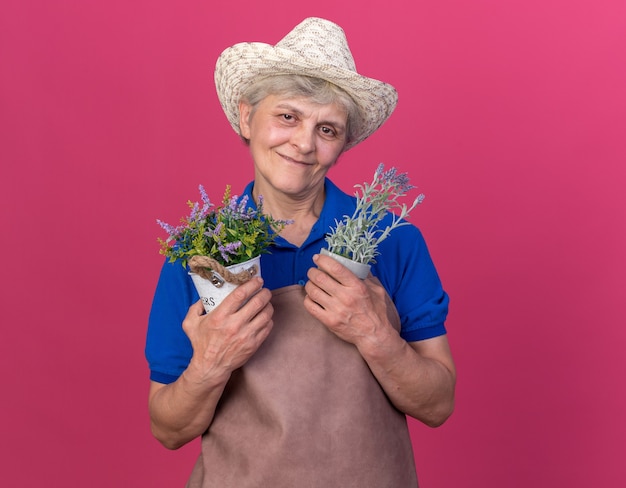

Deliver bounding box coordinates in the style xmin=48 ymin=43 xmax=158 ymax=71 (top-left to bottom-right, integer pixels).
xmin=215 ymin=42 xmax=398 ymax=149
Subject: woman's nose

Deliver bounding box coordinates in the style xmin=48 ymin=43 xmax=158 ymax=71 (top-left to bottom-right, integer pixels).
xmin=290 ymin=125 xmax=315 ymax=153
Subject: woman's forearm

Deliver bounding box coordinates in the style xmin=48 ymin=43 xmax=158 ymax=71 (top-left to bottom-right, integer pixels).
xmin=358 ymin=332 xmax=456 ymax=427
xmin=148 ymin=367 xmax=231 ymax=450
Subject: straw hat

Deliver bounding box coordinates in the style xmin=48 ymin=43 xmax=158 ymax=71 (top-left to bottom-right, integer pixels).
xmin=214 ymin=17 xmax=398 ymax=149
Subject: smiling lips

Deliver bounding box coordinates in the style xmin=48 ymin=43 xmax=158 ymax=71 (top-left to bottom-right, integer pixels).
xmin=279 ymin=153 xmax=313 ymax=166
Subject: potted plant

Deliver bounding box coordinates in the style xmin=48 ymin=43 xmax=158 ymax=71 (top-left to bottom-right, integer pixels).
xmin=323 ymin=163 xmax=425 ymax=278
xmin=157 ymin=184 xmax=290 ymax=312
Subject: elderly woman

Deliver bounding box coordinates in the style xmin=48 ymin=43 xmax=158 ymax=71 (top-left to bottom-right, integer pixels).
xmin=146 ymin=18 xmax=455 ymax=488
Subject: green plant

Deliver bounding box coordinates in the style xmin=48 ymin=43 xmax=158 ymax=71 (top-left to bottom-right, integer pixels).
xmin=325 ymin=163 xmax=425 ymax=265
xmin=158 ymin=185 xmax=290 ymax=269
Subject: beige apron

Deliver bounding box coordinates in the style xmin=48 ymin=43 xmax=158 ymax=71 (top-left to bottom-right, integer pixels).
xmin=186 ymin=285 xmax=418 ymax=488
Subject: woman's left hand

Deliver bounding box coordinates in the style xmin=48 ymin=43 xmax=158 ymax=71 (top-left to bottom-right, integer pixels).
xmin=303 ymin=252 xmax=393 ymax=349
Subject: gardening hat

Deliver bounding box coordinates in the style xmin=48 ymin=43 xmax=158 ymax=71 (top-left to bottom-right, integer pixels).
xmin=214 ymin=17 xmax=398 ymax=149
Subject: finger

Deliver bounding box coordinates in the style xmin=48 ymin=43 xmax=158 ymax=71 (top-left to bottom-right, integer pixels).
xmin=312 ymin=253 xmax=360 ymax=286
xmin=237 ymin=287 xmax=273 ymax=322
xmin=187 ymin=299 xmax=206 ymax=318
xmin=306 ymin=261 xmax=351 ymax=303
xmin=247 ymin=303 xmax=274 ymax=339
xmin=181 ymin=300 xmax=208 ymax=338
xmin=217 ymin=277 xmax=266 ymax=314
xmin=303 ymin=276 xmax=334 ymax=312
xmin=303 ymin=293 xmax=326 ymax=319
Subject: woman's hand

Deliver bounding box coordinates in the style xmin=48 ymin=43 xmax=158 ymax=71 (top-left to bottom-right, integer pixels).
xmin=303 ymin=253 xmax=390 ymax=348
xmin=184 ymin=276 xmax=274 ymax=383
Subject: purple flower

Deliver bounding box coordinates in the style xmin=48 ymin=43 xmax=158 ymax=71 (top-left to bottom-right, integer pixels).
xmin=233 ymin=195 xmax=251 ymax=215
xmin=204 ymin=221 xmax=223 ymax=238
xmin=218 ymin=241 xmax=242 ymax=262
xmin=198 ymin=184 xmax=212 ymax=215
xmin=189 ymin=201 xmax=201 ymax=220
xmin=157 ymin=219 xmax=182 ymax=237
xmin=376 ymin=163 xmax=414 ymax=194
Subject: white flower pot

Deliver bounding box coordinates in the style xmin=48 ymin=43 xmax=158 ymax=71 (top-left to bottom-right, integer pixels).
xmin=189 ymin=255 xmax=261 ymax=313
xmin=320 ymin=248 xmax=371 ymax=280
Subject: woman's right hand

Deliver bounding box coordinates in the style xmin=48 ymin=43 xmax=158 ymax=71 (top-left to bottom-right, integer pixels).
xmin=183 ymin=276 xmax=274 ymax=385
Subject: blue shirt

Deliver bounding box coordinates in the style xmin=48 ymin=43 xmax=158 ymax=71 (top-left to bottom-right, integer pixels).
xmin=146 ymin=178 xmax=449 ymax=384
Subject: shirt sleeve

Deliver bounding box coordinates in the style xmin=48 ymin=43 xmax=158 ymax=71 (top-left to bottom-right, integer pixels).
xmin=145 ymin=259 xmax=197 ymax=384
xmin=373 ymin=224 xmax=449 ymax=342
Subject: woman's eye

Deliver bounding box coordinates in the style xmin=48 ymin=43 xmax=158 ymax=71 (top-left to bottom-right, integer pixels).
xmin=320 ymin=126 xmax=336 ymax=137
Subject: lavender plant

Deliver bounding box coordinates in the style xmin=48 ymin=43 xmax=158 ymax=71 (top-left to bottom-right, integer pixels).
xmin=325 ymin=163 xmax=425 ymax=265
xmin=158 ymin=185 xmax=290 ymax=269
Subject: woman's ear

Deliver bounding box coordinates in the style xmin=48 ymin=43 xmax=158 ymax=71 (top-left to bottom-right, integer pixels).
xmin=239 ymin=101 xmax=252 ymax=139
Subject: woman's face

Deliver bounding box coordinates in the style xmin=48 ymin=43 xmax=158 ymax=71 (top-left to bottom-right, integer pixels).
xmin=239 ymin=94 xmax=348 ymax=201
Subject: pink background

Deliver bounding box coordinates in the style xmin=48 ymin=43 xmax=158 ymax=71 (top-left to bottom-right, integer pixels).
xmin=1 ymin=1 xmax=625 ymax=486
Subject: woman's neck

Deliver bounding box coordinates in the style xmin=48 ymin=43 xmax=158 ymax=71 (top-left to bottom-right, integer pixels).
xmin=252 ymin=183 xmax=325 ymax=247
